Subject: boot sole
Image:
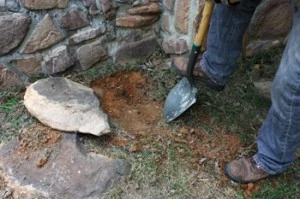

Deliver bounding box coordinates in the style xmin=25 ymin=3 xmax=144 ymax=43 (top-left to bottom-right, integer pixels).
xmin=224 ymin=164 xmax=272 ymax=184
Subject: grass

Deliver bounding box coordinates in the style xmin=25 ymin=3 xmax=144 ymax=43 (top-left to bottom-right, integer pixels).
xmin=106 ymin=146 xmax=203 ymax=199
xmin=0 ymin=88 xmax=37 ymax=143
xmin=84 ymin=133 xmax=200 ymax=199
xmin=110 ymin=46 xmax=299 ymax=198
xmin=69 ymin=59 xmax=146 ymax=86
xmin=0 ymin=46 xmax=299 ymax=198
xmin=251 ymin=160 xmax=300 ymax=199
xmin=92 ymin=46 xmax=299 ymax=198
xmin=0 ymin=96 xmax=19 ymax=113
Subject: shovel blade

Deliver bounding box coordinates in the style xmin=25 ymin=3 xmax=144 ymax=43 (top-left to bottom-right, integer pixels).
xmin=163 ymin=77 xmax=197 ymax=122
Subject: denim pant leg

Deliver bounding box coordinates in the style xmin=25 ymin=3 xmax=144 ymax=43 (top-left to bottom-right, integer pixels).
xmin=254 ymin=8 xmax=300 ymax=175
xmin=200 ymin=0 xmax=261 ymax=86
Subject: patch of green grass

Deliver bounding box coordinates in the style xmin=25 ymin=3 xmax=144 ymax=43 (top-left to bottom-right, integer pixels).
xmin=0 ymin=89 xmax=37 ymax=143
xmin=0 ymin=96 xmax=19 ymax=113
xmin=97 ymin=137 xmax=199 ymax=199
xmin=251 ymin=159 xmax=300 ymax=199
xmin=71 ymin=60 xmax=145 ymax=85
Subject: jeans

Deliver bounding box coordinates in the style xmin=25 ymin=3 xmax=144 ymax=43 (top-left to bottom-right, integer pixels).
xmin=200 ymin=0 xmax=262 ymax=86
xmin=201 ymin=0 xmax=300 ymax=174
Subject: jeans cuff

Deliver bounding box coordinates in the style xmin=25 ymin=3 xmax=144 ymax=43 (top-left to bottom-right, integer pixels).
xmin=199 ymin=59 xmax=225 ymax=86
xmin=253 ymin=154 xmax=277 ymax=175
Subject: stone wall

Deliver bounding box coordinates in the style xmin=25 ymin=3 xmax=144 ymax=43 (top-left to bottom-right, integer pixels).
xmin=160 ymin=0 xmax=293 ymax=57
xmin=0 ymin=0 xmax=162 ymax=88
xmin=0 ymin=0 xmax=293 ymax=89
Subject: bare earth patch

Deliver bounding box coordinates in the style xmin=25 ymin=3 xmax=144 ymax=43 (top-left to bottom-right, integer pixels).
xmin=91 ymin=71 xmax=162 ymax=132
xmin=90 ymin=71 xmax=245 ymax=198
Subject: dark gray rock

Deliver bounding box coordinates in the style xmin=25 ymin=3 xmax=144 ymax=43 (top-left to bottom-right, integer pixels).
xmin=76 ymin=39 xmax=108 ymax=70
xmin=113 ymin=32 xmax=159 ymax=64
xmin=0 ymin=132 xmax=131 ymax=199
xmin=42 ymin=45 xmax=75 ymax=74
xmin=98 ymin=0 xmax=117 ymax=20
xmin=21 ymin=14 xmax=64 ymax=54
xmin=162 ymin=39 xmax=188 ymax=55
xmin=11 ymin=55 xmax=43 ymax=76
xmin=55 ymin=7 xmax=89 ymax=30
xmin=249 ymin=0 xmax=292 ymax=39
xmin=0 ymin=63 xmax=25 ymax=89
xmin=68 ymin=26 xmax=106 ymax=45
xmin=0 ymin=12 xmax=31 ymax=55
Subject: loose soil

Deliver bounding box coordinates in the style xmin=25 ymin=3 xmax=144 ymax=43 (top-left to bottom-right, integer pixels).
xmin=91 ymin=71 xmax=162 ymax=132
xmin=16 ymin=124 xmax=62 ymax=165
xmin=90 ymin=71 xmax=245 ymax=185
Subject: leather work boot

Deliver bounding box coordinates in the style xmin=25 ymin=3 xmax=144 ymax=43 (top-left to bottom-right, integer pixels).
xmin=171 ymin=57 xmax=225 ymax=91
xmin=225 ymin=157 xmax=270 ymax=184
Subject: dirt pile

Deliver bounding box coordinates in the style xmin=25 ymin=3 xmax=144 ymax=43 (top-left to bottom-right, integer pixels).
xmin=91 ymin=71 xmax=162 ymax=132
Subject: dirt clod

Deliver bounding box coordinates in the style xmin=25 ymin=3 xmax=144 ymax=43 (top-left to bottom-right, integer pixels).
xmin=36 ymin=157 xmax=48 ymax=168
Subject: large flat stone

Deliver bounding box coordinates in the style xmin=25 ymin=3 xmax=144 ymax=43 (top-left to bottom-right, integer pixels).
xmin=0 ymin=129 xmax=131 ymax=198
xmin=24 ymin=77 xmax=110 ymax=136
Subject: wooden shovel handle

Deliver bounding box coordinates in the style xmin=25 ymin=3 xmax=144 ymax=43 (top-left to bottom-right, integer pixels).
xmin=186 ymin=1 xmax=214 ymax=81
xmin=194 ymin=0 xmax=214 ymax=46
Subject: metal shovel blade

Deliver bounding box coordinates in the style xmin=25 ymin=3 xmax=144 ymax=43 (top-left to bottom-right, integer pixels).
xmin=163 ymin=77 xmax=197 ymax=122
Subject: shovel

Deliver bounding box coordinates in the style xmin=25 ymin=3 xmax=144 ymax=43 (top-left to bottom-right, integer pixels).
xmin=163 ymin=0 xmax=214 ymax=122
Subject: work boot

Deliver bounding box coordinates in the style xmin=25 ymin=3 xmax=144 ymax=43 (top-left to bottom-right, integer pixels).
xmin=171 ymin=57 xmax=225 ymax=91
xmin=225 ymin=157 xmax=270 ymax=184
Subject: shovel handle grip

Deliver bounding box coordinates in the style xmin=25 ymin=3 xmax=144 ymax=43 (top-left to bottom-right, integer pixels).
xmin=187 ymin=0 xmax=214 ymax=81
xmin=194 ymin=0 xmax=214 ymax=46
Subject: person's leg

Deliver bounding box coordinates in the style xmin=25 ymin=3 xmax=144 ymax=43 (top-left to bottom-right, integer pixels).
xmin=253 ymin=8 xmax=300 ymax=175
xmin=200 ymin=0 xmax=262 ymax=86
xmin=225 ymin=3 xmax=300 ymax=183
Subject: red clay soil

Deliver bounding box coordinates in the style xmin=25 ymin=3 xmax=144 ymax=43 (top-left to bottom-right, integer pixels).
xmin=90 ymin=71 xmax=246 ymax=185
xmin=91 ymin=71 xmax=162 ymax=132
xmin=16 ymin=124 xmax=62 ymax=167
